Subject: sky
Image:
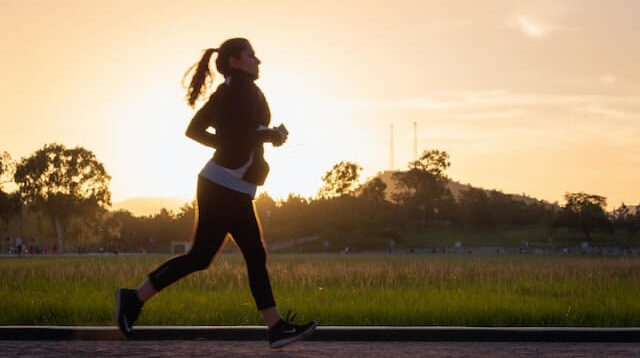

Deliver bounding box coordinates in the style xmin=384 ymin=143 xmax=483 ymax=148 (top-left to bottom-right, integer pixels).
xmin=1 ymin=0 xmax=639 ymax=209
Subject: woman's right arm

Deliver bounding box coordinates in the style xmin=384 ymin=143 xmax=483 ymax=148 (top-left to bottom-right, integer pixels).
xmin=185 ymin=95 xmax=219 ymax=148
xmin=225 ymin=87 xmax=285 ymax=146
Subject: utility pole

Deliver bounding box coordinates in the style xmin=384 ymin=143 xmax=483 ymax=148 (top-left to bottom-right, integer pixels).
xmin=413 ymin=121 xmax=418 ymax=162
xmin=389 ymin=124 xmax=394 ymax=170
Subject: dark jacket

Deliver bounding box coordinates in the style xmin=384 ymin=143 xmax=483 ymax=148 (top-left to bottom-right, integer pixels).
xmin=186 ymin=69 xmax=281 ymax=185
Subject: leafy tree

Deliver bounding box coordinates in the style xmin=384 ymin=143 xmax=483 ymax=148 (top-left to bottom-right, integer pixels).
xmin=612 ymin=203 xmax=640 ymax=240
xmin=356 ymin=177 xmax=395 ymax=236
xmin=66 ymin=206 xmax=109 ymax=251
xmin=0 ymin=191 xmax=21 ymax=232
xmin=175 ymin=200 xmax=196 ymax=240
xmin=561 ymin=192 xmax=610 ymax=241
xmin=318 ymin=161 xmax=362 ymax=199
xmin=255 ymin=192 xmax=276 ymax=222
xmin=392 ymin=149 xmax=451 ymax=228
xmin=0 ymin=151 xmax=16 ymax=191
xmin=0 ymin=152 xmax=23 ymax=235
xmin=358 ymin=177 xmax=387 ymax=204
xmin=150 ymin=208 xmax=182 ymax=247
xmin=176 ymin=200 xmax=196 ymax=222
xmin=408 ymin=149 xmax=451 ymax=177
xmin=14 ymin=143 xmax=111 ymax=252
xmin=536 ymin=201 xmax=561 ymax=239
xmin=433 ymin=188 xmax=458 ymax=223
xmin=488 ymin=190 xmax=532 ymax=227
xmin=458 ymin=187 xmax=494 ymax=229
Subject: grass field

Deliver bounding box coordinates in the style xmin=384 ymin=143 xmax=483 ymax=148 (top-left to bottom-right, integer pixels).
xmin=1 ymin=254 xmax=639 ymax=327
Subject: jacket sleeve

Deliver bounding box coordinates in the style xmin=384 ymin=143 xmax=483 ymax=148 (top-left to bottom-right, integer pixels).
xmin=185 ymin=93 xmax=220 ymax=148
xmin=225 ymin=86 xmax=280 ymax=145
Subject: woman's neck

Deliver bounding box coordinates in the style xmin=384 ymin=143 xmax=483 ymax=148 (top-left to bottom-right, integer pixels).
xmin=226 ymin=68 xmax=258 ymax=82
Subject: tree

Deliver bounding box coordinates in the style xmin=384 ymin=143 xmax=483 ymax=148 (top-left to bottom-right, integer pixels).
xmin=0 ymin=151 xmax=24 ymax=235
xmin=408 ymin=149 xmax=451 ymax=177
xmin=612 ymin=203 xmax=640 ymax=240
xmin=487 ymin=190 xmax=532 ymax=227
xmin=358 ymin=177 xmax=387 ymax=204
xmin=150 ymin=208 xmax=182 ymax=248
xmin=458 ymin=187 xmax=494 ymax=229
xmin=356 ymin=177 xmax=394 ymax=236
xmin=392 ymin=149 xmax=451 ymax=228
xmin=254 ymin=192 xmax=276 ymax=221
xmin=0 ymin=151 xmax=16 ymax=191
xmin=14 ymin=143 xmax=112 ymax=252
xmin=561 ymin=192 xmax=610 ymax=241
xmin=66 ymin=206 xmax=109 ymax=251
xmin=0 ymin=191 xmax=21 ymax=232
xmin=318 ymin=161 xmax=362 ymax=199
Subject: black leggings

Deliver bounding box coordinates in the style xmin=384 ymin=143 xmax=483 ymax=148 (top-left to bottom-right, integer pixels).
xmin=147 ymin=175 xmax=276 ymax=310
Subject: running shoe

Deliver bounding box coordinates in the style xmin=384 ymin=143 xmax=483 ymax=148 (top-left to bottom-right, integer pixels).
xmin=115 ymin=288 xmax=143 ymax=338
xmin=268 ymin=310 xmax=317 ymax=348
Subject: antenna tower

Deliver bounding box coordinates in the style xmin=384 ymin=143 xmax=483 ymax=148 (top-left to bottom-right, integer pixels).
xmin=389 ymin=124 xmax=394 ymax=170
xmin=413 ymin=122 xmax=418 ymax=161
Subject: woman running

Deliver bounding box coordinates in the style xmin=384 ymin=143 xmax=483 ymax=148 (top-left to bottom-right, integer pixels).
xmin=115 ymin=37 xmax=317 ymax=348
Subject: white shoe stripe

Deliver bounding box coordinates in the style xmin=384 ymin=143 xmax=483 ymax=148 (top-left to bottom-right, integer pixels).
xmin=270 ymin=323 xmax=317 ymax=348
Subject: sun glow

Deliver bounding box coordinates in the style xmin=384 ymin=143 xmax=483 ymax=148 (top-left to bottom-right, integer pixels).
xmin=1 ymin=1 xmax=639 ymax=209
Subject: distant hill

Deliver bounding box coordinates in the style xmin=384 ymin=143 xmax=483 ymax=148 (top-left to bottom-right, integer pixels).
xmin=111 ymin=196 xmax=193 ymax=217
xmin=373 ymin=170 xmax=552 ymax=207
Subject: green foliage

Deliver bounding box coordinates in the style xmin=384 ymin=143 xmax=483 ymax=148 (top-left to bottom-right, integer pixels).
xmin=13 ymin=143 xmax=112 ymax=251
xmin=358 ymin=177 xmax=387 ymax=204
xmin=0 ymin=191 xmax=21 ymax=231
xmin=392 ymin=150 xmax=452 ymax=229
xmin=0 ymin=151 xmax=21 ymax=232
xmin=611 ymin=203 xmax=640 ymax=240
xmin=458 ymin=187 xmax=493 ymax=228
xmin=318 ymin=161 xmax=362 ymax=199
xmin=408 ymin=149 xmax=451 ymax=177
xmin=559 ymin=192 xmax=611 ymax=241
xmin=0 ymin=151 xmax=16 ymax=191
xmin=456 ymin=189 xmax=551 ymax=230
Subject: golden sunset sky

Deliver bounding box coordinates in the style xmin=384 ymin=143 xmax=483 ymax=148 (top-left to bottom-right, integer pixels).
xmin=1 ymin=0 xmax=639 ymax=209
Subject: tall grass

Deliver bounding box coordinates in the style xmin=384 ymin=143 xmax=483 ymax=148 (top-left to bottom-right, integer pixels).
xmin=0 ymin=254 xmax=639 ymax=326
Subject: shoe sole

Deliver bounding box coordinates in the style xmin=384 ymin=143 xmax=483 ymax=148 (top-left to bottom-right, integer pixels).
xmin=269 ymin=322 xmax=317 ymax=349
xmin=115 ymin=288 xmax=133 ymax=338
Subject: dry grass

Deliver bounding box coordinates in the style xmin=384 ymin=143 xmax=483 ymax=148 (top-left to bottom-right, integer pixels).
xmin=1 ymin=254 xmax=639 ymax=326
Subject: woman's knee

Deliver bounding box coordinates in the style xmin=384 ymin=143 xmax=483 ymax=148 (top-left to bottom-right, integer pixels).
xmin=185 ymin=250 xmax=213 ymax=271
xmin=245 ymin=245 xmax=267 ymax=267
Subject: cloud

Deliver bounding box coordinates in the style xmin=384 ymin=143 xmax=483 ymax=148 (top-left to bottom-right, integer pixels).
xmin=599 ymin=74 xmax=616 ymax=84
xmin=338 ymin=90 xmax=640 ymax=127
xmin=581 ymin=103 xmax=640 ymax=122
xmin=508 ymin=15 xmax=559 ymax=38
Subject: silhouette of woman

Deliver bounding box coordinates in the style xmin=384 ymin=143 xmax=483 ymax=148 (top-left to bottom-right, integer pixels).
xmin=116 ymin=38 xmax=316 ymax=348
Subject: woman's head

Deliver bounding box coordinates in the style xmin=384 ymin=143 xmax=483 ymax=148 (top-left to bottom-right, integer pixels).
xmin=183 ymin=38 xmax=261 ymax=107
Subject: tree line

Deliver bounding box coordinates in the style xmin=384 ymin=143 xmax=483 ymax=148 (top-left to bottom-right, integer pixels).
xmin=1 ymin=143 xmax=639 ymax=253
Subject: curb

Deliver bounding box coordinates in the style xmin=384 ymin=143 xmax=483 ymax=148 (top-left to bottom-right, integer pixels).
xmin=1 ymin=326 xmax=639 ymax=342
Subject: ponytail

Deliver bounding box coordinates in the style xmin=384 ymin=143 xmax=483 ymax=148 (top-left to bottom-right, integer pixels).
xmin=182 ymin=48 xmax=218 ymax=108
xmin=182 ymin=38 xmax=251 ymax=108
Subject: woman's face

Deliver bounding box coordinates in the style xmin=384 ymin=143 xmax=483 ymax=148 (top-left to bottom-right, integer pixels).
xmin=229 ymin=45 xmax=261 ymax=77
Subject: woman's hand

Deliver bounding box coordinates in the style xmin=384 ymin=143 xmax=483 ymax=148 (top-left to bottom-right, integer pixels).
xmin=272 ymin=124 xmax=289 ymax=147
xmin=256 ymin=124 xmax=288 ymax=146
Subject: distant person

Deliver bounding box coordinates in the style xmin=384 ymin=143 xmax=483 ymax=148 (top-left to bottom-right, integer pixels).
xmin=115 ymin=38 xmax=316 ymax=348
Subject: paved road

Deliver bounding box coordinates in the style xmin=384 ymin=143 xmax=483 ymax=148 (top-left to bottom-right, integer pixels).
xmin=2 ymin=341 xmax=640 ymax=357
